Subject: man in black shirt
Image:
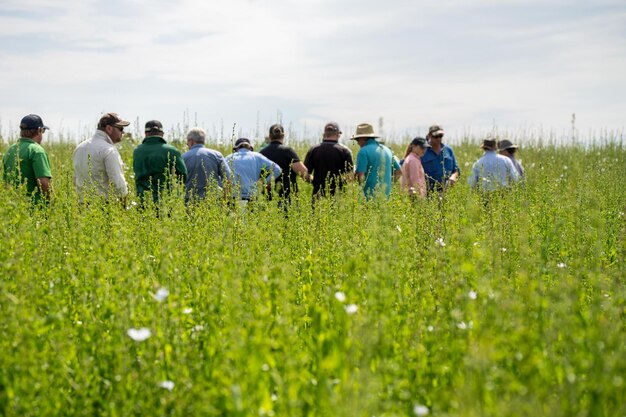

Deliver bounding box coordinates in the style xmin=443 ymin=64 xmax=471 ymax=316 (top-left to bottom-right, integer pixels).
xmin=259 ymin=124 xmax=309 ymax=204
xmin=304 ymin=122 xmax=354 ymax=198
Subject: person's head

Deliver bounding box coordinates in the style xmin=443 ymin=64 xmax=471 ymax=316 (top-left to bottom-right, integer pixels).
xmin=323 ymin=122 xmax=342 ymax=141
xmin=187 ymin=127 xmax=206 ymax=148
xmin=497 ymin=139 xmax=518 ymax=156
xmin=19 ymin=114 xmax=49 ymax=143
xmin=233 ymin=137 xmax=253 ymax=152
xmin=351 ymin=123 xmax=380 ymax=148
xmin=427 ymin=124 xmax=444 ymax=145
xmin=480 ymin=138 xmax=497 ymax=152
xmin=268 ymin=124 xmax=285 ymax=142
xmin=145 ymin=120 xmax=164 ymax=137
xmin=404 ymin=136 xmax=430 ymax=158
xmin=97 ymin=112 xmax=130 ymax=144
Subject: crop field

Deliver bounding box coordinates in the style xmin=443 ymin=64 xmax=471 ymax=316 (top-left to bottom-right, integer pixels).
xmin=0 ymin=136 xmax=625 ymax=416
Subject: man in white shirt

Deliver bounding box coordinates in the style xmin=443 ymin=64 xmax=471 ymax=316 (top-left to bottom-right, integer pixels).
xmin=73 ymin=112 xmax=130 ymax=204
xmin=467 ymin=138 xmax=520 ymax=192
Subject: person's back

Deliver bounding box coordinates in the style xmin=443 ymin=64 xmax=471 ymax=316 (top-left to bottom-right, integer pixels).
xmin=225 ymin=139 xmax=281 ymax=200
xmin=183 ymin=128 xmax=231 ymax=202
xmin=133 ymin=120 xmax=187 ymax=204
xmin=468 ymin=139 xmax=519 ymax=191
xmin=259 ymin=141 xmax=300 ymax=199
xmin=305 ymin=123 xmax=353 ymax=197
xmin=356 ymin=138 xmax=398 ymax=198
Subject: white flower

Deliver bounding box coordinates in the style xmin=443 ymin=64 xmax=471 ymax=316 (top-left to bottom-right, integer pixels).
xmin=334 ymin=291 xmax=346 ymax=303
xmin=473 ymin=241 xmax=480 ymax=246
xmin=396 ymin=225 xmax=402 ymax=233
xmin=127 ymin=328 xmax=151 ymax=341
xmin=345 ymin=304 xmax=358 ymax=314
xmin=158 ymin=380 xmax=175 ymax=391
xmin=468 ymin=291 xmax=477 ymax=300
xmin=427 ymin=325 xmax=434 ymax=332
xmin=557 ymin=262 xmax=566 ymax=268
xmin=153 ymin=288 xmax=169 ymax=302
xmin=457 ymin=321 xmax=473 ymax=330
xmin=183 ymin=308 xmax=193 ymax=314
xmin=501 ymin=247 xmax=507 ymax=252
xmin=435 ymin=237 xmax=446 ymax=247
xmin=192 ymin=325 xmax=204 ymax=332
xmin=414 ymin=404 xmax=429 ymax=416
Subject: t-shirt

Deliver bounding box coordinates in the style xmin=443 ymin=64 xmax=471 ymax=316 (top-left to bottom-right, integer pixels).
xmin=259 ymin=141 xmax=300 ymax=200
xmin=304 ymin=140 xmax=353 ymax=196
xmin=2 ymin=138 xmax=52 ymax=204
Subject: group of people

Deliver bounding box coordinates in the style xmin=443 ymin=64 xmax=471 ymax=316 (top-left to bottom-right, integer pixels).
xmin=2 ymin=112 xmax=525 ymax=209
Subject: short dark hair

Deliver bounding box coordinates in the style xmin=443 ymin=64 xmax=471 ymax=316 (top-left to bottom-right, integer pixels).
xmin=20 ymin=128 xmax=40 ymax=138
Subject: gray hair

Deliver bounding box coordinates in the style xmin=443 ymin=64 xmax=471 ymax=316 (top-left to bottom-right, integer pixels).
xmin=187 ymin=127 xmax=206 ymax=144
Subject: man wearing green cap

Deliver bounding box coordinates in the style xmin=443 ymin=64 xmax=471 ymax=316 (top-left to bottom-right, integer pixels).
xmin=2 ymin=114 xmax=52 ymax=205
xmin=133 ymin=120 xmax=187 ymax=205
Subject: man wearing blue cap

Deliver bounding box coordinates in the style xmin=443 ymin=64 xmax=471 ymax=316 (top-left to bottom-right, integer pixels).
xmin=2 ymin=114 xmax=52 ymax=204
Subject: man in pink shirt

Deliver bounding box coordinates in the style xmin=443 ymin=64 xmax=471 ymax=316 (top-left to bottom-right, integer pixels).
xmin=401 ymin=137 xmax=430 ymax=198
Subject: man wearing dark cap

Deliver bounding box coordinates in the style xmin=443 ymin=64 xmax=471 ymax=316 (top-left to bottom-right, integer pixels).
xmin=132 ymin=120 xmax=187 ymax=205
xmin=225 ymin=138 xmax=281 ymax=206
xmin=467 ymin=138 xmax=520 ymax=191
xmin=73 ymin=112 xmax=130 ymax=204
xmin=303 ymin=122 xmax=353 ymax=199
xmin=421 ymin=124 xmax=460 ymax=193
xmin=259 ymin=124 xmax=308 ymax=205
xmin=2 ymin=114 xmax=52 ymax=204
xmin=497 ymin=139 xmax=525 ymax=180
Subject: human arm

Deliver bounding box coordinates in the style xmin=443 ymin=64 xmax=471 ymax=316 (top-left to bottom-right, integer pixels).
xmin=392 ymin=155 xmax=402 ymax=181
xmin=354 ymin=149 xmax=367 ymax=183
xmin=103 ymin=149 xmax=129 ymax=199
xmin=37 ymin=177 xmax=52 ymax=201
xmin=291 ymin=161 xmax=310 ymax=182
xmin=174 ymin=153 xmax=188 ymax=183
xmin=32 ymin=150 xmax=52 ymax=201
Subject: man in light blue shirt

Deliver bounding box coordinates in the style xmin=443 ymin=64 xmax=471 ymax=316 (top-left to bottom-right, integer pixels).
xmin=352 ymin=123 xmax=401 ymax=199
xmin=225 ymin=138 xmax=281 ymax=201
xmin=468 ymin=138 xmax=520 ymax=191
xmin=183 ymin=127 xmax=232 ymax=203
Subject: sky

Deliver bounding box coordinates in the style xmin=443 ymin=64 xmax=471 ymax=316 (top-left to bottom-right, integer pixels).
xmin=1 ymin=0 xmax=625 ymax=145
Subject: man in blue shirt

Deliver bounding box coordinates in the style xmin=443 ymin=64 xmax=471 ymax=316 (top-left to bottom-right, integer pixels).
xmin=352 ymin=123 xmax=401 ymax=199
xmin=468 ymin=138 xmax=520 ymax=191
xmin=225 ymin=138 xmax=281 ymax=203
xmin=183 ymin=127 xmax=232 ymax=203
xmin=421 ymin=125 xmax=460 ymax=192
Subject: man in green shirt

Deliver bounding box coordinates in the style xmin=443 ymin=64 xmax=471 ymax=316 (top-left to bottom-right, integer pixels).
xmin=2 ymin=114 xmax=52 ymax=204
xmin=133 ymin=120 xmax=187 ymax=205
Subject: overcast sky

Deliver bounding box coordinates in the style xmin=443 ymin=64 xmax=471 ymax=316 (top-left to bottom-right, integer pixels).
xmin=1 ymin=0 xmax=625 ymax=144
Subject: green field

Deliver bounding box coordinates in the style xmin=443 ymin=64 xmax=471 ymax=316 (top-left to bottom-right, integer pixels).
xmin=1 ymin=137 xmax=625 ymax=416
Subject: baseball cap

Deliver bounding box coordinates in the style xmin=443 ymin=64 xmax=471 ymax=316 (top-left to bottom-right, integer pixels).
xmin=269 ymin=124 xmax=284 ymax=140
xmin=20 ymin=114 xmax=49 ymax=130
xmin=428 ymin=125 xmax=444 ymax=137
xmin=410 ymin=137 xmax=430 ymax=148
xmin=324 ymin=122 xmax=342 ymax=135
xmin=233 ymin=137 xmax=252 ymax=150
xmin=98 ymin=112 xmax=130 ymax=129
xmin=145 ymin=120 xmax=164 ymax=133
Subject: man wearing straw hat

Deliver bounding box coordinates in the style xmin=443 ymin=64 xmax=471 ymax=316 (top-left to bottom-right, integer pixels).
xmin=351 ymin=123 xmax=400 ymax=199
xmin=467 ymin=138 xmax=520 ymax=191
xmin=497 ymin=139 xmax=525 ymax=180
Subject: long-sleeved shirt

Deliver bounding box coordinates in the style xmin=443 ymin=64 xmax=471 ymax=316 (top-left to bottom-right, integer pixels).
xmin=467 ymin=150 xmax=520 ymax=191
xmin=182 ymin=144 xmax=232 ymax=201
xmin=421 ymin=144 xmax=460 ymax=191
xmin=133 ymin=136 xmax=187 ymax=203
xmin=400 ymin=152 xmax=427 ymax=198
xmin=73 ymin=130 xmax=128 ymax=202
xmin=224 ymin=149 xmax=281 ymax=200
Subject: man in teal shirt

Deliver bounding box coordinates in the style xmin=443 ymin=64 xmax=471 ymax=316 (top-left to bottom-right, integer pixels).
xmin=352 ymin=123 xmax=400 ymax=199
xmin=2 ymin=114 xmax=52 ymax=205
xmin=133 ymin=120 xmax=187 ymax=205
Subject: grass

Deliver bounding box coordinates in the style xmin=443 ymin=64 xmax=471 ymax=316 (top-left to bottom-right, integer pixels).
xmin=0 ymin=136 xmax=624 ymax=416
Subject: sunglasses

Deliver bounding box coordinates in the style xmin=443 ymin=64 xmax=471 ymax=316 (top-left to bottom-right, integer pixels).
xmin=113 ymin=126 xmax=124 ymax=132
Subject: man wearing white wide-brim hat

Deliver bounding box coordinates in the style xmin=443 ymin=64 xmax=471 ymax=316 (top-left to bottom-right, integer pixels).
xmin=497 ymin=139 xmax=525 ymax=180
xmin=467 ymin=138 xmax=520 ymax=192
xmin=351 ymin=123 xmax=401 ymax=199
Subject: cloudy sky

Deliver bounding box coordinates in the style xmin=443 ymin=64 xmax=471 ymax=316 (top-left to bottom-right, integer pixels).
xmin=1 ymin=0 xmax=625 ymax=144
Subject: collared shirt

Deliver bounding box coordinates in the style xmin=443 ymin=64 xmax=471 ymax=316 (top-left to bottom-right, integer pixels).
xmin=355 ymin=139 xmax=400 ymax=198
xmin=224 ymin=149 xmax=281 ymax=200
xmin=506 ymin=155 xmax=525 ymax=180
xmin=133 ymin=136 xmax=187 ymax=203
xmin=304 ymin=140 xmax=353 ymax=196
xmin=421 ymin=144 xmax=460 ymax=191
xmin=401 ymin=152 xmax=427 ymax=198
xmin=182 ymin=144 xmax=232 ymax=201
xmin=73 ymin=130 xmax=128 ymax=202
xmin=467 ymin=150 xmax=520 ymax=191
xmin=259 ymin=141 xmax=301 ymax=200
xmin=2 ymin=138 xmax=52 ymax=204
